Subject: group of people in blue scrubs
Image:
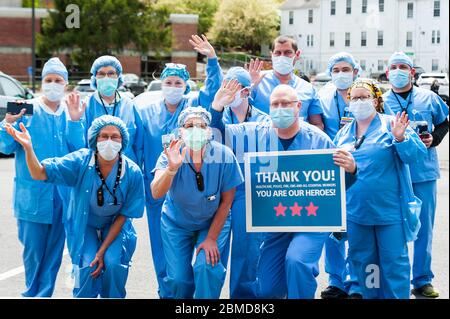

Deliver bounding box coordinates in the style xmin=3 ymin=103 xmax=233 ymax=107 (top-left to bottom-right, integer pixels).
xmin=1 ymin=33 xmax=448 ymax=299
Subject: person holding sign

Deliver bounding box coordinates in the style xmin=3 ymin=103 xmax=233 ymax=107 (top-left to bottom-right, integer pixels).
xmin=150 ymin=107 xmax=244 ymax=299
xmin=5 ymin=115 xmax=145 ymax=298
xmin=334 ymin=78 xmax=427 ymax=299
xmin=0 ymin=58 xmax=85 ymax=297
xmin=318 ymin=52 xmax=362 ymax=299
xmin=210 ymin=83 xmax=357 ymax=299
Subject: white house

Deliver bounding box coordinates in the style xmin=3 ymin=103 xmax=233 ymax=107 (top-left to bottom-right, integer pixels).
xmin=280 ymin=0 xmax=449 ymax=77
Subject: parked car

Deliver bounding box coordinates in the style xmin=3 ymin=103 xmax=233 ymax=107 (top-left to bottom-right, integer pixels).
xmin=122 ymin=73 xmax=148 ymax=96
xmin=311 ymin=72 xmax=332 ymax=89
xmin=133 ymin=79 xmax=199 ymax=109
xmin=417 ymin=72 xmax=449 ymax=103
xmin=74 ymin=79 xmax=134 ymax=100
xmin=0 ymin=71 xmax=34 ymax=122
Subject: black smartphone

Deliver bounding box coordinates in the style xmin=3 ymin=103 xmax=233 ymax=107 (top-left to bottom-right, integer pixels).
xmin=6 ymin=102 xmax=34 ymax=116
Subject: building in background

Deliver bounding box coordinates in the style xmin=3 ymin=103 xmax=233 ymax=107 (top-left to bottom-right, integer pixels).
xmin=280 ymin=0 xmax=449 ymax=77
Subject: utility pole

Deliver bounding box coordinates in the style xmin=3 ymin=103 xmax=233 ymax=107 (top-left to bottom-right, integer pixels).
xmin=31 ymin=0 xmax=36 ymax=93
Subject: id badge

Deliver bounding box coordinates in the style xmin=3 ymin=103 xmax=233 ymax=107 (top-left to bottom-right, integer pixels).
xmin=161 ymin=133 xmax=175 ymax=148
xmin=339 ymin=116 xmax=353 ymax=129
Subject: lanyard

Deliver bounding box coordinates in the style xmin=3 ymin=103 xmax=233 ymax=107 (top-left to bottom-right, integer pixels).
xmin=334 ymin=91 xmax=349 ymax=121
xmin=186 ymin=160 xmax=205 ymax=192
xmin=95 ymin=152 xmax=122 ymax=206
xmin=392 ymin=90 xmax=413 ymax=113
xmin=99 ymin=91 xmax=119 ymax=117
xmin=354 ymin=135 xmax=366 ymax=150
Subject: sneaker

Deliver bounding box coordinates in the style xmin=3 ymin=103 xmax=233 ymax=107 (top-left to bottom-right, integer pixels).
xmin=412 ymin=284 xmax=440 ymax=298
xmin=321 ymin=286 xmax=348 ymax=299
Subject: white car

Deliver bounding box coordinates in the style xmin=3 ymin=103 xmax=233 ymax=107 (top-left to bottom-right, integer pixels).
xmin=0 ymin=71 xmax=34 ymax=122
xmin=133 ymin=79 xmax=199 ymax=109
xmin=417 ymin=73 xmax=449 ymax=99
xmin=74 ymin=79 xmax=135 ymax=100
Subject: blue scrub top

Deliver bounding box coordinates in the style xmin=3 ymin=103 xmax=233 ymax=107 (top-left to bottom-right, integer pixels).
xmin=88 ymin=160 xmax=124 ymax=228
xmin=152 ymin=141 xmax=244 ymax=231
xmin=83 ymin=92 xmax=144 ymax=166
xmin=140 ymin=57 xmax=223 ymax=206
xmin=250 ymin=70 xmax=324 ymax=121
xmin=334 ymin=114 xmax=427 ymax=225
xmin=318 ymin=83 xmax=353 ymax=140
xmin=0 ymin=98 xmax=85 ymax=224
xmin=42 ymin=149 xmax=145 ymax=265
xmin=383 ymin=87 xmax=449 ymax=183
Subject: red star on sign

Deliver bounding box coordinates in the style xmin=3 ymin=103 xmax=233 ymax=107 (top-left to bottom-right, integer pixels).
xmin=305 ymin=202 xmax=319 ymax=216
xmin=290 ymin=202 xmax=303 ymax=216
xmin=274 ymin=202 xmax=287 ymax=217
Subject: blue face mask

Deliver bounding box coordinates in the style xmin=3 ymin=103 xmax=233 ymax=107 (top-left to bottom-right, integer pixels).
xmin=270 ymin=107 xmax=296 ymax=129
xmin=97 ymin=77 xmax=118 ymax=97
xmin=389 ymin=69 xmax=411 ymax=88
xmin=332 ymin=71 xmax=354 ymax=90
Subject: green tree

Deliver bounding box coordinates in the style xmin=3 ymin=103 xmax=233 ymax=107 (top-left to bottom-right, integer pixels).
xmin=37 ymin=0 xmax=170 ymax=71
xmin=208 ymin=0 xmax=280 ymax=54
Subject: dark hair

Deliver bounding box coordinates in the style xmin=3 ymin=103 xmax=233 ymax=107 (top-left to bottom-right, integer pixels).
xmin=271 ymin=35 xmax=298 ymax=52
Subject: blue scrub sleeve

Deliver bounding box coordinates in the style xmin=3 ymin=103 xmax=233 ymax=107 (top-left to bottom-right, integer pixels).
xmin=41 ymin=149 xmax=87 ymax=187
xmin=0 ymin=120 xmax=21 ymax=155
xmin=66 ymin=120 xmax=86 ymax=152
xmin=210 ymin=109 xmax=226 ymax=141
xmin=220 ymin=154 xmax=244 ymax=193
xmin=307 ymin=89 xmax=325 ymax=116
xmin=151 ymin=152 xmax=169 ymax=175
xmin=132 ymin=105 xmax=145 ymax=168
xmin=120 ymin=167 xmax=145 ymax=219
xmin=198 ymin=57 xmax=223 ymax=110
xmin=431 ymin=94 xmax=449 ymax=125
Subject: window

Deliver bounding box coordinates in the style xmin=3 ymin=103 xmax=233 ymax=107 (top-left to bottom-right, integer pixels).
xmin=377 ymin=31 xmax=384 ymax=46
xmin=345 ymin=32 xmax=351 ymax=47
xmin=360 ymin=60 xmax=366 ymax=71
xmin=432 ymin=59 xmax=439 ymax=71
xmin=434 ymin=1 xmax=440 ymax=17
xmin=437 ymin=30 xmax=441 ymax=43
xmin=307 ymin=35 xmax=311 ymax=47
xmin=346 ymin=0 xmax=352 ymax=14
xmin=378 ymin=60 xmax=384 ymax=71
xmin=331 ymin=0 xmax=336 ymax=15
xmin=407 ymin=3 xmax=413 ymax=18
xmin=362 ymin=0 xmax=368 ymax=13
xmin=330 ymin=32 xmax=335 ymax=47
xmin=308 ymin=9 xmax=313 ymax=23
xmin=289 ymin=11 xmax=294 ymax=25
xmin=379 ymin=0 xmax=384 ymax=12
xmin=432 ymin=30 xmax=441 ymax=44
xmin=311 ymin=35 xmax=314 ymax=47
xmin=361 ymin=31 xmax=367 ymax=46
xmin=406 ymin=32 xmax=413 ymax=47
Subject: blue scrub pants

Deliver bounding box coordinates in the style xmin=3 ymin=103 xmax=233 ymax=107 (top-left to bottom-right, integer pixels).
xmin=161 ymin=214 xmax=231 ymax=299
xmin=73 ymin=223 xmax=133 ymax=298
xmin=229 ymin=192 xmax=263 ymax=299
xmin=347 ymin=221 xmax=410 ymax=299
xmin=257 ymin=232 xmax=329 ymax=299
xmin=17 ymin=193 xmax=65 ymax=297
xmin=412 ymin=180 xmax=437 ymax=289
xmin=324 ymin=236 xmax=360 ymax=294
xmin=146 ymin=200 xmax=171 ymax=298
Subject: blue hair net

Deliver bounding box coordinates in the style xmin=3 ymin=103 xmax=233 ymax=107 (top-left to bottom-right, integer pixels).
xmin=90 ymin=55 xmax=123 ymax=89
xmin=388 ymin=52 xmax=413 ymax=68
xmin=224 ymin=67 xmax=251 ymax=88
xmin=88 ymin=115 xmax=129 ymax=151
xmin=161 ymin=63 xmax=191 ymax=95
xmin=326 ymin=52 xmax=361 ymax=76
xmin=42 ymin=57 xmax=68 ymax=82
xmin=178 ymin=106 xmax=211 ymax=127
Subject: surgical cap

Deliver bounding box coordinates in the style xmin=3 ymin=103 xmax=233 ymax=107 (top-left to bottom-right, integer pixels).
xmin=42 ymin=57 xmax=68 ymax=82
xmin=90 ymin=55 xmax=124 ymax=89
xmin=88 ymin=115 xmax=129 ymax=151
xmin=161 ymin=63 xmax=191 ymax=95
xmin=326 ymin=52 xmax=361 ymax=76
xmin=224 ymin=67 xmax=252 ymax=88
xmin=388 ymin=52 xmax=413 ymax=68
xmin=178 ymin=106 xmax=211 ymax=127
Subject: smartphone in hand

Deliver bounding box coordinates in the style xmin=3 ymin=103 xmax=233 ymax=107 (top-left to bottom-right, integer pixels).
xmin=6 ymin=102 xmax=34 ymax=116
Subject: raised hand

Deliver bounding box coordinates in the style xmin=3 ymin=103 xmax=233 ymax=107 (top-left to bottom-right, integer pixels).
xmin=391 ymin=111 xmax=409 ymax=143
xmin=189 ymin=34 xmax=216 ymax=59
xmin=164 ymin=139 xmax=187 ymax=172
xmin=245 ymin=58 xmax=266 ymax=88
xmin=211 ymin=79 xmax=241 ymax=112
xmin=5 ymin=122 xmax=32 ymax=150
xmin=65 ymin=91 xmax=86 ymax=121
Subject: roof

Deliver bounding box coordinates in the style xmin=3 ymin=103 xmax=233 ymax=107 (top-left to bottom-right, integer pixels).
xmin=280 ymin=0 xmax=320 ymax=10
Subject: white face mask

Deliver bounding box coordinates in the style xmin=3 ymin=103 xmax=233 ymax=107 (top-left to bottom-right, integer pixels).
xmin=42 ymin=82 xmax=65 ymax=102
xmin=97 ymin=139 xmax=122 ymax=161
xmin=162 ymin=86 xmax=185 ymax=105
xmin=226 ymin=89 xmax=247 ymax=109
xmin=349 ymin=99 xmax=376 ymax=121
xmin=272 ymin=55 xmax=295 ymax=75
xmin=331 ymin=72 xmax=354 ymax=90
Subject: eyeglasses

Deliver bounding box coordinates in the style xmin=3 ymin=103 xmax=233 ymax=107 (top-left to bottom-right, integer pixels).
xmin=96 ymin=71 xmax=118 ymax=78
xmin=97 ymin=134 xmax=122 ymax=143
xmin=270 ymin=100 xmax=298 ymax=108
xmin=184 ymin=123 xmax=207 ymax=129
xmin=349 ymin=97 xmax=373 ymax=103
